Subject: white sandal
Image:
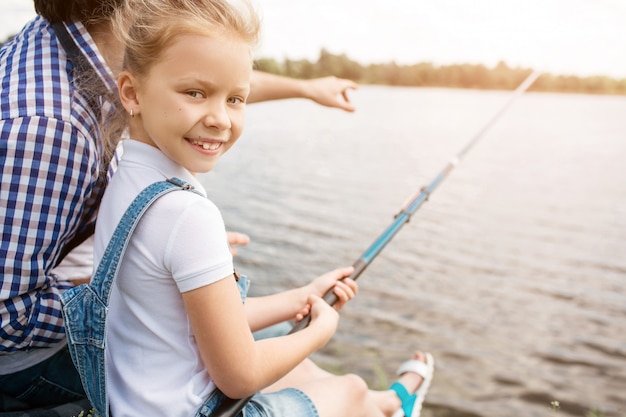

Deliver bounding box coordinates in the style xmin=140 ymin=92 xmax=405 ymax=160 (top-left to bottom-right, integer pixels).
xmin=390 ymin=352 xmax=435 ymax=417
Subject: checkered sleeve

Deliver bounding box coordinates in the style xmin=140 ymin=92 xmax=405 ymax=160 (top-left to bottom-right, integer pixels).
xmin=1 ymin=115 xmax=100 ymax=351
xmin=1 ymin=16 xmax=115 ymax=352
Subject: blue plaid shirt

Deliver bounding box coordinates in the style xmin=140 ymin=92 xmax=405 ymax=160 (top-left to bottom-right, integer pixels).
xmin=0 ymin=16 xmax=117 ymax=352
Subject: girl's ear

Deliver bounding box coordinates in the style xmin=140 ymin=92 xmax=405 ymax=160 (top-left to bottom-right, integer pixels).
xmin=118 ymin=71 xmax=140 ymax=117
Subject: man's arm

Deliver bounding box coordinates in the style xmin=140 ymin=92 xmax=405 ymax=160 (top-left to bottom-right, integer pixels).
xmin=248 ymin=71 xmax=358 ymax=112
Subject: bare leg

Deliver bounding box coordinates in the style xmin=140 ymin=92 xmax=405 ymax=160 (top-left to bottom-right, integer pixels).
xmin=265 ymin=351 xmax=429 ymax=417
xmin=369 ymin=351 xmax=427 ymax=416
xmin=262 ymin=358 xmax=331 ymax=393
xmin=295 ymin=373 xmax=380 ymax=417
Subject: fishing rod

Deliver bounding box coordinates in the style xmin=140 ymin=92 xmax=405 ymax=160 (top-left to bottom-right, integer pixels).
xmin=213 ymin=69 xmax=541 ymax=417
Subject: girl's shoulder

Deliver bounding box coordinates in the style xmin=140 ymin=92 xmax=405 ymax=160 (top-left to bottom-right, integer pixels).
xmin=146 ymin=189 xmax=227 ymax=245
xmin=152 ymin=186 xmax=219 ymax=218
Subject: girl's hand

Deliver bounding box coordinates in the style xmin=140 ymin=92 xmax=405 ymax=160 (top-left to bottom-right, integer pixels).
xmin=306 ymin=294 xmax=339 ymax=341
xmin=295 ymin=266 xmax=357 ymax=321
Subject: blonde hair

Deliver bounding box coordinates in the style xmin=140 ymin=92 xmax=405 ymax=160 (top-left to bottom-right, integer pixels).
xmin=113 ymin=0 xmax=261 ymax=77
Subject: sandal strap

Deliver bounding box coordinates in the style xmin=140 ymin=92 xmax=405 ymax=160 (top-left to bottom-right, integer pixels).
xmin=390 ymin=381 xmax=416 ymax=417
xmin=396 ymin=359 xmax=430 ymax=379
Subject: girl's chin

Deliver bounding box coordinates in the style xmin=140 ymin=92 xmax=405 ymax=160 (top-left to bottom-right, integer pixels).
xmin=184 ymin=161 xmax=218 ymax=175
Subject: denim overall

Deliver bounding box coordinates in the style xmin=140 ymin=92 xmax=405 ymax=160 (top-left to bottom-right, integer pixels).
xmin=60 ymin=178 xmax=206 ymax=417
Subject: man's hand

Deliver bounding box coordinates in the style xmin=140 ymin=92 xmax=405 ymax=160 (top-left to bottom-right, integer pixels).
xmin=304 ymin=76 xmax=358 ymax=112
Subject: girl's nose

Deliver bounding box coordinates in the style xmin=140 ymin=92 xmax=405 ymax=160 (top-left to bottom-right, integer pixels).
xmin=202 ymin=102 xmax=231 ymax=130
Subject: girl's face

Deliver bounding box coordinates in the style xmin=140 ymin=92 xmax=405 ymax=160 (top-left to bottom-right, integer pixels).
xmin=122 ymin=33 xmax=251 ymax=174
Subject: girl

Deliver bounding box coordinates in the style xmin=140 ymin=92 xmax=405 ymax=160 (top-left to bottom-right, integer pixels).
xmin=93 ymin=0 xmax=435 ymax=416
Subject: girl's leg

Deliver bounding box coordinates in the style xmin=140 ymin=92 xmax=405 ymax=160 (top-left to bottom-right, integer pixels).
xmin=296 ymin=373 xmax=379 ymax=417
xmin=262 ymin=358 xmax=332 ymax=393
xmin=367 ymin=351 xmax=428 ymax=416
xmin=268 ymin=351 xmax=429 ymax=417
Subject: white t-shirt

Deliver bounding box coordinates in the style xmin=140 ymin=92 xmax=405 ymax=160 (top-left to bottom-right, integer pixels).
xmin=94 ymin=140 xmax=234 ymax=417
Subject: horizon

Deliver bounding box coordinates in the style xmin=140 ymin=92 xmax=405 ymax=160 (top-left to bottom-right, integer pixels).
xmin=256 ymin=49 xmax=622 ymax=81
xmin=1 ymin=0 xmax=624 ymax=79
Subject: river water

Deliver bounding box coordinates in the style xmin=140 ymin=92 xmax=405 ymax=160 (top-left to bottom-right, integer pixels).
xmin=198 ymin=86 xmax=626 ymax=417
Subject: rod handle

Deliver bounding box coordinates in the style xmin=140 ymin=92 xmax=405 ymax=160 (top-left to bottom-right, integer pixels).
xmin=289 ymin=258 xmax=367 ymax=334
xmin=289 ymin=290 xmax=337 ymax=333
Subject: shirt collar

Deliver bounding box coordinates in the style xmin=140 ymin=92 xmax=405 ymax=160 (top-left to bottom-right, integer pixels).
xmin=120 ymin=139 xmax=207 ymax=197
xmin=62 ymin=19 xmax=117 ymax=95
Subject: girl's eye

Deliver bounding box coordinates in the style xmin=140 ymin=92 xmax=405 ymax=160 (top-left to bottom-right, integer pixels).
xmin=187 ymin=91 xmax=204 ymax=99
xmin=227 ymin=96 xmax=244 ymax=105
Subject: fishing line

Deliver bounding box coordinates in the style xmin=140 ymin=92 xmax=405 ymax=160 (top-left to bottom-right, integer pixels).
xmin=213 ymin=69 xmax=541 ymax=417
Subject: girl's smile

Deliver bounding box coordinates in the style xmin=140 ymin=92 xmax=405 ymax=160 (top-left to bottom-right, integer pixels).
xmin=189 ymin=138 xmax=224 ymax=153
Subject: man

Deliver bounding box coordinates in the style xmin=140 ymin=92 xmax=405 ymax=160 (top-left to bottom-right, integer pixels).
xmin=0 ymin=0 xmax=357 ymax=411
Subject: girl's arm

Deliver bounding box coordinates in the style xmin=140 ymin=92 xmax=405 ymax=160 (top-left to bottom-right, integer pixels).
xmin=182 ymin=275 xmax=338 ymax=398
xmin=244 ymin=266 xmax=356 ymax=332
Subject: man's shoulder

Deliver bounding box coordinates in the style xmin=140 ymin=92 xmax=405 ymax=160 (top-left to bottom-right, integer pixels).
xmin=1 ymin=16 xmax=70 ymax=118
xmin=0 ymin=15 xmax=55 ymax=62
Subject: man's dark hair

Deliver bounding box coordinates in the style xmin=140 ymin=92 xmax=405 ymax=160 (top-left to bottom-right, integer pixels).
xmin=34 ymin=0 xmax=124 ymax=24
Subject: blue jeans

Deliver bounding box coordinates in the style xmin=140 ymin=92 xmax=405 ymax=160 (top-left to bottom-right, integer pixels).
xmin=253 ymin=321 xmax=292 ymax=340
xmin=0 ymin=346 xmax=86 ymax=411
xmin=196 ymin=386 xmax=318 ymax=417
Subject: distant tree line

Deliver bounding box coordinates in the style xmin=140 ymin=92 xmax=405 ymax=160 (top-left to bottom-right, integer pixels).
xmin=255 ymin=49 xmax=626 ymax=96
xmin=2 ymin=33 xmax=623 ymax=95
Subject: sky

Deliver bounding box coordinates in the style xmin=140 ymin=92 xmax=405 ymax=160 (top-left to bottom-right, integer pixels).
xmin=1 ymin=0 xmax=624 ymax=79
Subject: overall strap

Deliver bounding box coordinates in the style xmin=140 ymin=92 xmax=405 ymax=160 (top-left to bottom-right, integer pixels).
xmin=90 ymin=178 xmax=200 ymax=302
